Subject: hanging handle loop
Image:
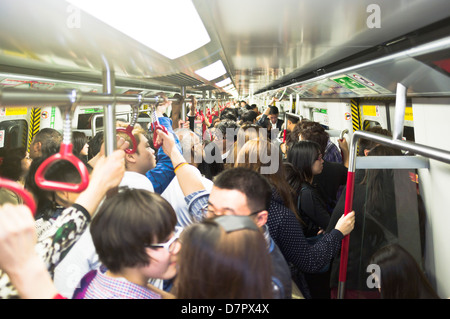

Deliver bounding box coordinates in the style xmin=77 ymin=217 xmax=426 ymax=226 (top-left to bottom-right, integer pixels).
xmin=35 ymin=90 xmax=90 ymax=193
xmin=116 ymin=96 xmax=141 ymax=154
xmin=0 ymin=178 xmax=37 ymax=216
xmin=150 ymin=95 xmax=168 ymax=149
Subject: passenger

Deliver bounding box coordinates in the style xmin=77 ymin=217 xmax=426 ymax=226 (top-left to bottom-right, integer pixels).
xmin=286 ymin=113 xmax=300 ymax=132
xmin=146 ymin=92 xmax=183 ymax=194
xmin=0 ymin=145 xmax=127 ymax=299
xmin=28 ymin=128 xmax=62 ymax=160
xmin=358 ymin=126 xmax=392 ymax=157
xmin=287 ymin=141 xmax=330 ymax=238
xmin=256 ymin=105 xmax=284 ymax=133
xmin=0 ymin=147 xmax=31 ymax=205
xmin=87 ymin=130 xmax=104 ymax=161
xmin=28 ymin=161 xmax=93 ymax=238
xmin=219 ymin=107 xmax=238 ymax=122
xmin=174 ymin=215 xmax=274 ymax=299
xmin=224 ymin=123 xmax=264 ymax=170
xmin=155 ymin=129 xmax=355 ymax=299
xmin=154 ymin=129 xmax=294 ymax=299
xmin=213 ymin=119 xmax=238 ymax=161
xmin=0 ymin=203 xmax=60 ymax=299
xmin=53 ymin=126 xmax=157 ymax=297
xmin=73 ymin=188 xmax=178 ymax=299
xmin=291 ymin=120 xmax=349 ymax=214
xmin=239 ymin=110 xmax=258 ymax=125
xmin=326 ymin=145 xmax=403 ymax=299
xmin=162 ymin=128 xmax=214 ymax=228
xmin=369 ymin=243 xmax=440 ymax=299
xmin=72 ymin=131 xmax=89 ymax=165
xmin=234 ymin=138 xmax=354 ymax=298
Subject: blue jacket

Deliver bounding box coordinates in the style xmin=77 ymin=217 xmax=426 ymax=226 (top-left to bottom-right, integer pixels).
xmin=145 ymin=116 xmax=182 ymax=194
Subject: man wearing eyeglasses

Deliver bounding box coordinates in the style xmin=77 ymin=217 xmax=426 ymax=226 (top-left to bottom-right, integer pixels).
xmin=155 ymin=129 xmax=294 ymax=299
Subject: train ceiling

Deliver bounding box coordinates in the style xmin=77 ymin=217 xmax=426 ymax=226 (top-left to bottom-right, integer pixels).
xmin=0 ymin=0 xmax=449 ymax=100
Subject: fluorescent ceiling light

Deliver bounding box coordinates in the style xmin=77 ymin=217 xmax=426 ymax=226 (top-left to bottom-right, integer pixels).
xmin=195 ymin=60 xmax=227 ymax=81
xmin=215 ymin=78 xmax=232 ymax=87
xmin=66 ymin=0 xmax=210 ymax=60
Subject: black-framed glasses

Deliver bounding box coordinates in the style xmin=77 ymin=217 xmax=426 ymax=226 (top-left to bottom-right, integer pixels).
xmin=200 ymin=206 xmax=263 ymax=217
xmin=147 ymin=226 xmax=183 ymax=253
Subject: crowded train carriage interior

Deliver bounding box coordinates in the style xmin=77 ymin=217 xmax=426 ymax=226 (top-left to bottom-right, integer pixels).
xmin=0 ymin=0 xmax=450 ymax=301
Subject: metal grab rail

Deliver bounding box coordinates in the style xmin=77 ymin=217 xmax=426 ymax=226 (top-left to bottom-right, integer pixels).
xmin=337 ymin=130 xmax=450 ymax=299
xmin=0 ymin=178 xmax=37 ymax=216
xmin=34 ymin=91 xmax=90 ymax=193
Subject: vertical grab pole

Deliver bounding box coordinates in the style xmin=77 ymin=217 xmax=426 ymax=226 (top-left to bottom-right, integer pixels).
xmin=337 ymin=135 xmax=357 ymax=299
xmin=181 ymin=86 xmax=186 ymax=124
xmin=102 ymin=56 xmax=116 ymax=156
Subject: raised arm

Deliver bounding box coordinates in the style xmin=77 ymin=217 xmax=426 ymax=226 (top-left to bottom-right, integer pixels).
xmin=155 ymin=128 xmax=205 ymax=197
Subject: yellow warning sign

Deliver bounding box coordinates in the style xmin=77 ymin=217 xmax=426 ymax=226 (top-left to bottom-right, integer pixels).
xmin=5 ymin=107 xmax=28 ymax=116
xmin=362 ymin=105 xmax=379 ymax=117
xmin=405 ymin=107 xmax=414 ymax=121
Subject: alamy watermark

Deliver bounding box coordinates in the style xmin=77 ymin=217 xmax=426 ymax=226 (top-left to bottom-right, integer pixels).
xmin=66 ymin=5 xmax=81 ymax=29
xmin=366 ymin=264 xmax=381 ymax=289
xmin=367 ymin=4 xmax=381 ymax=29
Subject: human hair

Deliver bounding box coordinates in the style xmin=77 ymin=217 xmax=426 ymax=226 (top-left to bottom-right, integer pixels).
xmin=72 ymin=131 xmax=88 ymax=157
xmin=269 ymin=106 xmax=279 ymax=115
xmin=88 ymin=130 xmax=104 ymax=160
xmin=219 ymin=108 xmax=237 ymax=121
xmin=282 ymin=161 xmax=306 ymax=225
xmin=286 ymin=113 xmax=300 ymax=125
xmin=296 ymin=121 xmax=328 ymax=155
xmin=0 ymin=147 xmax=27 ymax=181
xmin=215 ymin=119 xmax=238 ymax=140
xmin=174 ymin=217 xmax=273 ymax=299
xmin=234 ymin=139 xmax=297 ymax=214
xmin=240 ymin=110 xmax=258 ymax=124
xmin=225 ymin=123 xmax=265 ymax=170
xmin=287 ymin=140 xmax=321 ymax=184
xmin=213 ymin=167 xmax=272 ymax=213
xmin=90 ymin=188 xmax=177 ymax=273
xmin=370 ymin=244 xmax=440 ymax=299
xmin=358 ymin=126 xmax=392 ymax=156
xmin=32 ymin=128 xmax=62 ymax=158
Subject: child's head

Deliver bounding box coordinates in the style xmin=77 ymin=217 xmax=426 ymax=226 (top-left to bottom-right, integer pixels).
xmin=90 ymin=188 xmax=178 ymax=280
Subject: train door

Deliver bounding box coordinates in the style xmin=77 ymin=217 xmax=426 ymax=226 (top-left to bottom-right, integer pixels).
xmin=0 ymin=106 xmax=30 ymax=156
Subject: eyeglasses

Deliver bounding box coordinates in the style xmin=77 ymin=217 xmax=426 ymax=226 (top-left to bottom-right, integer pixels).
xmin=147 ymin=226 xmax=183 ymax=253
xmin=315 ymin=153 xmax=323 ymax=161
xmin=200 ymin=206 xmax=263 ymax=218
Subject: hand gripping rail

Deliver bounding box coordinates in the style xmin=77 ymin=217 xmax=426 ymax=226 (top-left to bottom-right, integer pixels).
xmin=0 ymin=178 xmax=37 ymax=216
xmin=34 ymin=90 xmax=90 ymax=193
xmin=116 ymin=95 xmax=141 ymax=154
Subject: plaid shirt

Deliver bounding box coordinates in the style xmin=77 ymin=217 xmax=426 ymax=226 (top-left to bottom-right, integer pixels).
xmin=324 ymin=140 xmax=343 ymax=164
xmin=83 ymin=266 xmax=161 ymax=299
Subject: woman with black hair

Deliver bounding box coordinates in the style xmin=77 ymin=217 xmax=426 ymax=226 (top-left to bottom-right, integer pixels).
xmin=287 ymin=140 xmax=331 ymax=238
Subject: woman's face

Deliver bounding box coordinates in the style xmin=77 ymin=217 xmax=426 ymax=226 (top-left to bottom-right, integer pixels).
xmin=311 ymin=152 xmax=324 ymax=175
xmin=143 ymin=228 xmax=181 ymax=280
xmin=81 ymin=143 xmax=89 ymax=156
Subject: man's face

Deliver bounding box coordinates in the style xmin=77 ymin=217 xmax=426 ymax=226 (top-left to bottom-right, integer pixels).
xmin=268 ymin=114 xmax=278 ymax=124
xmin=134 ymin=134 xmax=156 ymax=173
xmin=206 ymin=186 xmax=252 ymax=218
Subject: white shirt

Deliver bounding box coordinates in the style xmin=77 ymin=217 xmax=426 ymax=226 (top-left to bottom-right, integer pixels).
xmin=161 ymin=167 xmax=213 ymax=228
